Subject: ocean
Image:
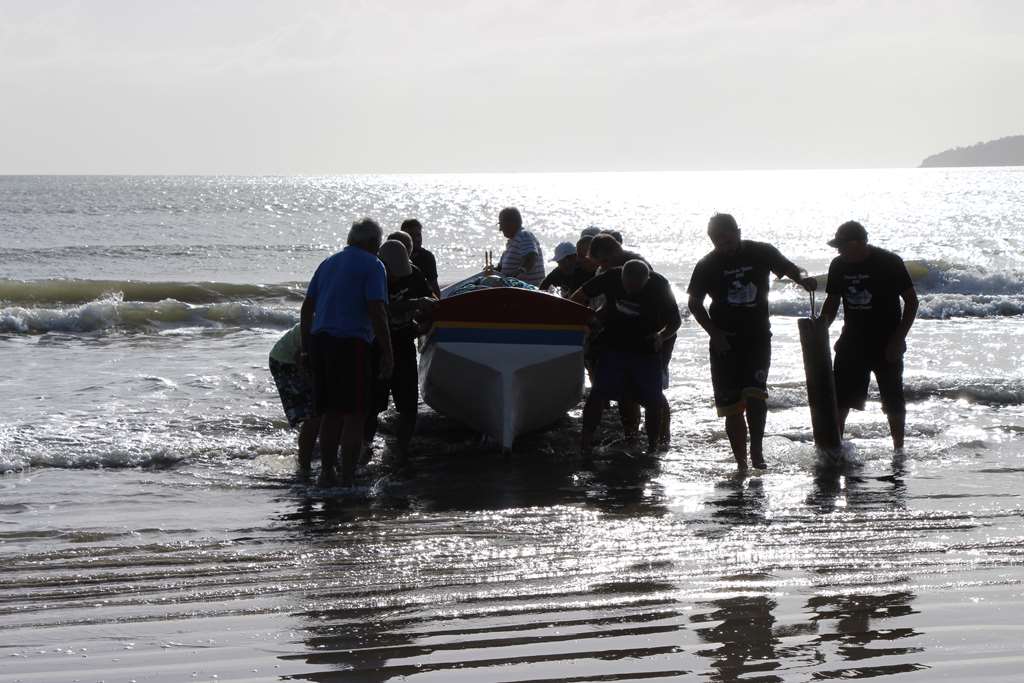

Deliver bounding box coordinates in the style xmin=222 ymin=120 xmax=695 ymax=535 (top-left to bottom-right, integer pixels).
xmin=2 ymin=170 xmax=1023 ymax=681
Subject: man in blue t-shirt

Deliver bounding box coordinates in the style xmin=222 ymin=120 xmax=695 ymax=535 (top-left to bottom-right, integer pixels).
xmin=300 ymin=219 xmax=393 ymax=487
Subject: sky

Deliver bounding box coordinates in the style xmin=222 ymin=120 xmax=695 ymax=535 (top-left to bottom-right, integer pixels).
xmin=1 ymin=0 xmax=1022 ymax=174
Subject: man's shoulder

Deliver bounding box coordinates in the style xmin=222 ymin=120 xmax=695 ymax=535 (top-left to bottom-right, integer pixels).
xmin=742 ymin=240 xmax=782 ymax=258
xmin=869 ymin=245 xmax=904 ymax=265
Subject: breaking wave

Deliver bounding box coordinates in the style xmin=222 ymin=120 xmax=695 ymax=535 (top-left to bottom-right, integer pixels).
xmin=0 ymin=297 xmax=297 ymax=334
xmin=0 ymin=277 xmax=304 ymax=305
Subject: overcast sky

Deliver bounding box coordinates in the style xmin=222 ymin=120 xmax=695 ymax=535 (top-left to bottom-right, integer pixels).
xmin=1 ymin=0 xmax=1021 ymax=173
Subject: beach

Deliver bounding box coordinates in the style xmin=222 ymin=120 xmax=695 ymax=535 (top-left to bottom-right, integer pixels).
xmin=2 ymin=170 xmax=1024 ymax=681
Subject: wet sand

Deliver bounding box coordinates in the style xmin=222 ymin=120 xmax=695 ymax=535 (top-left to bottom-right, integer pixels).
xmin=4 ymin=412 xmax=1024 ymax=682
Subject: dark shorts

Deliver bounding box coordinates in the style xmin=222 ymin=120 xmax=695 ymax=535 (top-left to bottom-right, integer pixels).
xmin=372 ymin=334 xmax=419 ymax=415
xmin=834 ymin=337 xmax=906 ymax=415
xmin=309 ymin=334 xmax=373 ymax=416
xmin=591 ymin=349 xmax=664 ymax=406
xmin=709 ymin=335 xmax=771 ymax=417
xmin=269 ymin=357 xmax=314 ymax=428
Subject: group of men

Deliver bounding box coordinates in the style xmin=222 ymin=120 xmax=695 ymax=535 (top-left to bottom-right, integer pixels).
xmin=270 ymin=206 xmax=918 ymax=485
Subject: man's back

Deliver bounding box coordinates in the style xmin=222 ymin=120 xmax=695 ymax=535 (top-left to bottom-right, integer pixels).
xmin=307 ymin=246 xmax=387 ymax=341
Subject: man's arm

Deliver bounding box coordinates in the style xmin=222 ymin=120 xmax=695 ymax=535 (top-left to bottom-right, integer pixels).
xmin=884 ymin=286 xmax=919 ymax=362
xmin=518 ymin=251 xmax=538 ymax=277
xmin=820 ymin=293 xmax=841 ymax=326
xmin=687 ymin=293 xmax=731 ymax=354
xmin=368 ymin=300 xmax=393 ymax=378
xmin=772 ymin=248 xmax=817 ymax=291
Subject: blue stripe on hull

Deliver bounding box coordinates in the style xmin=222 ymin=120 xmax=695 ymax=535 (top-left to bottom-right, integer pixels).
xmin=433 ymin=327 xmax=585 ymax=346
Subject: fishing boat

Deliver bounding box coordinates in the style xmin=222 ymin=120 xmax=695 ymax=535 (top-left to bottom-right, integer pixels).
xmin=419 ymin=273 xmax=593 ymax=453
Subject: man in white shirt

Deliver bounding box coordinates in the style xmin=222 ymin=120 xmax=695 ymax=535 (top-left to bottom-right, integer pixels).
xmin=496 ymin=207 xmax=545 ymax=286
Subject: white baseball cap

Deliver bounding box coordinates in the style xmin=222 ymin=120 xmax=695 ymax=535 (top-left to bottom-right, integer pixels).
xmin=550 ymin=241 xmax=576 ymax=263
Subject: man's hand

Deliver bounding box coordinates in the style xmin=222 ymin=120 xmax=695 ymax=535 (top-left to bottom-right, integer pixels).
xmin=799 ymin=276 xmax=818 ymax=292
xmin=710 ymin=328 xmax=733 ymax=355
xmin=648 ymin=332 xmax=664 ymax=353
xmin=884 ymin=335 xmax=906 ymax=364
xmin=379 ymin=350 xmax=395 ymax=380
xmin=415 ymin=298 xmax=437 ymax=314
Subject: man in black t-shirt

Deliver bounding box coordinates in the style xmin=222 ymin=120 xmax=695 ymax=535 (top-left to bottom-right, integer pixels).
xmin=401 ymin=218 xmax=441 ymax=298
xmin=368 ymin=240 xmax=437 ymax=463
xmin=687 ymin=213 xmax=816 ymax=472
xmin=540 ymin=241 xmax=595 ymax=297
xmin=573 ymin=260 xmax=681 ymax=457
xmin=820 ymin=221 xmax=918 ymax=450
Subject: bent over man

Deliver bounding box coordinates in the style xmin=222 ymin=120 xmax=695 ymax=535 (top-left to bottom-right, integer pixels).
xmin=301 ymin=219 xmax=393 ymax=487
xmin=687 ymin=213 xmax=816 ymax=472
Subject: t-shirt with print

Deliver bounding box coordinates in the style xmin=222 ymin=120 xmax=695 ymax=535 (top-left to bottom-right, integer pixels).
xmin=306 ymin=246 xmax=388 ymax=342
xmin=498 ymin=229 xmax=546 ymax=286
xmin=582 ymin=268 xmax=681 ymax=354
xmin=387 ymin=265 xmax=434 ymax=341
xmin=687 ymin=240 xmax=796 ymax=336
xmin=826 ymin=246 xmax=913 ymax=347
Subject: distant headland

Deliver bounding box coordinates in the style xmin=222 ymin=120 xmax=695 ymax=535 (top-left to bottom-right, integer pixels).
xmin=920 ymin=135 xmax=1024 ymax=168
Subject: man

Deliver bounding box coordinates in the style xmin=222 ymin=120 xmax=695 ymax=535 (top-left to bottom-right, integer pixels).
xmin=365 ymin=240 xmax=437 ymax=463
xmin=583 ymin=233 xmax=668 ymax=443
xmin=301 ymin=219 xmax=393 ymax=487
xmin=687 ymin=213 xmax=816 ymax=472
xmin=586 ymin=233 xmax=647 ymax=272
xmin=268 ymin=323 xmax=321 ymax=473
xmin=573 ymin=260 xmax=681 ymax=457
xmin=496 ymin=207 xmax=545 ymax=286
xmin=387 ymin=230 xmax=414 ymax=256
xmin=819 ymin=221 xmax=918 ymax=450
xmin=539 ymin=241 xmax=595 ymax=298
xmin=400 ymin=219 xmax=441 ymax=297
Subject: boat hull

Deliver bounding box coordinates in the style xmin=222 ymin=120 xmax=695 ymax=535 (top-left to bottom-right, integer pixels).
xmin=419 ymin=285 xmax=592 ymax=450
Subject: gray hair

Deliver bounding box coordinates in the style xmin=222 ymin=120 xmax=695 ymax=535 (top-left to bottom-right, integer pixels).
xmin=347 ymin=219 xmax=384 ymax=250
xmin=621 ymin=259 xmax=650 ymax=286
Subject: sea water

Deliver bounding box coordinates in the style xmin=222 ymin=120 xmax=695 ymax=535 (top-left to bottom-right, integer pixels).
xmin=2 ymin=170 xmax=1023 ymax=681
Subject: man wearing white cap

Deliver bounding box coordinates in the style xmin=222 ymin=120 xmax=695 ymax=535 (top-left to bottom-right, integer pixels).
xmin=540 ymin=241 xmax=596 ymax=298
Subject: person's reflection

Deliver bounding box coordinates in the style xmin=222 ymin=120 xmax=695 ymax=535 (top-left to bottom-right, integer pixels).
xmin=806 ymin=448 xmax=909 ymax=515
xmin=692 ymin=592 xmax=782 ymax=682
xmin=805 ymin=590 xmax=924 ymax=675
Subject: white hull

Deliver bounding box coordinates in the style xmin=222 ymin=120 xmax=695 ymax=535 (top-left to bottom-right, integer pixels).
xmin=420 ymin=341 xmax=585 ymax=450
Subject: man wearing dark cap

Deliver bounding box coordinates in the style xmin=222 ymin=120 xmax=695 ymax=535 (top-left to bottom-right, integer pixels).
xmin=688 ymin=212 xmax=816 ymax=472
xmin=820 ymin=221 xmax=918 ymax=450
xmin=401 ymin=219 xmax=441 ymax=297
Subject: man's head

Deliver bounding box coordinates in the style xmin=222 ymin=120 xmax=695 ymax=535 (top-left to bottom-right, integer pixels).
xmin=387 ymin=231 xmax=414 ymax=255
xmin=707 ymin=213 xmax=741 ymax=256
xmin=348 ymin=218 xmax=383 ymax=253
xmin=828 ymin=220 xmax=870 ymax=263
xmin=551 ymin=241 xmax=577 ymax=271
xmin=400 ymin=219 xmax=423 ymax=249
xmin=580 ymin=226 xmax=602 ymax=239
xmin=602 ymin=229 xmax=623 ymax=244
xmin=587 ymin=233 xmax=623 ymax=270
xmin=575 ymin=236 xmax=596 ymax=269
xmin=378 ymin=239 xmax=412 ymax=281
xmin=621 ymin=259 xmax=651 ymax=295
xmin=498 ymin=207 xmax=522 ymax=239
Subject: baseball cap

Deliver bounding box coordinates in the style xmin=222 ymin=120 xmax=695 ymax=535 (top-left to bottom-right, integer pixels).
xmin=379 ymin=239 xmax=412 ymax=277
xmin=550 ymin=241 xmax=576 ymax=262
xmin=827 ymin=221 xmax=868 ymax=248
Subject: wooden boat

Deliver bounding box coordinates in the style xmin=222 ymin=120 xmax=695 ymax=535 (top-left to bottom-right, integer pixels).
xmin=419 ymin=274 xmax=593 ymax=453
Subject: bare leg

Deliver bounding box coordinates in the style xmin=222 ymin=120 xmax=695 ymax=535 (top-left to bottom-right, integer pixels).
xmin=746 ymin=398 xmax=767 ymax=468
xmin=658 ymin=395 xmax=671 ymax=450
xmin=317 ymin=411 xmax=343 ymax=485
xmin=339 ymin=413 xmax=365 ymax=486
xmin=581 ymin=394 xmax=603 ymax=458
xmin=619 ymin=400 xmax=641 ymax=439
xmin=394 ymin=410 xmax=416 ymax=462
xmin=838 ymin=407 xmax=851 ymax=438
xmin=725 ymin=413 xmax=748 ymax=471
xmin=887 ymin=412 xmax=905 ymax=450
xmin=643 ymin=399 xmax=663 ymax=454
xmin=297 ymin=416 xmax=321 ymax=475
